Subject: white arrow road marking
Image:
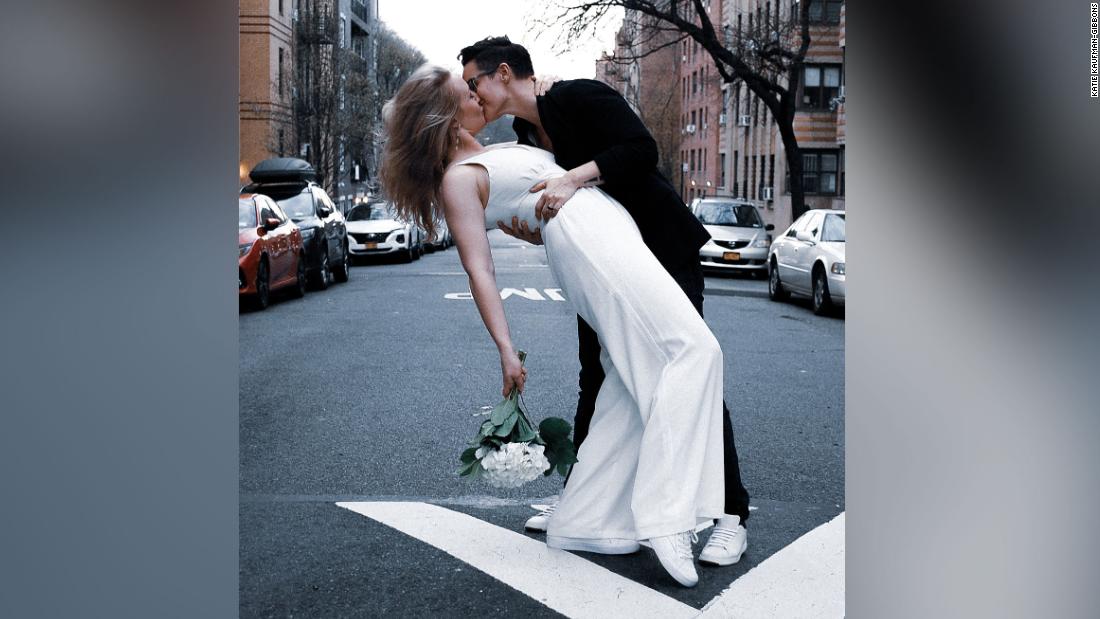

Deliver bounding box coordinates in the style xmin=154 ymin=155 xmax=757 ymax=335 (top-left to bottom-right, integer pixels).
xmin=336 ymin=501 xmax=696 ymax=619
xmin=444 ymin=288 xmax=568 ymax=301
xmin=698 ymin=512 xmax=845 ymax=618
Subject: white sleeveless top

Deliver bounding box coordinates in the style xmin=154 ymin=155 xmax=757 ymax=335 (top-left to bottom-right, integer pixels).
xmin=453 ymin=143 xmax=564 ymax=232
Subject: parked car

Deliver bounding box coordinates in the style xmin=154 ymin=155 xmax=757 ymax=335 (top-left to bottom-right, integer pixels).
xmin=767 ymin=209 xmax=846 ymax=315
xmin=427 ymin=219 xmax=453 ymax=251
xmin=691 ymin=198 xmax=774 ymax=277
xmin=239 ymin=194 xmax=306 ymax=310
xmin=242 ymin=158 xmax=350 ymax=290
xmin=345 ymin=201 xmax=424 ymax=263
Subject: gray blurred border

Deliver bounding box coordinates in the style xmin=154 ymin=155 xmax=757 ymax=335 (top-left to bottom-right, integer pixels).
xmin=0 ymin=3 xmax=238 ymax=617
xmin=850 ymin=1 xmax=1100 ymax=617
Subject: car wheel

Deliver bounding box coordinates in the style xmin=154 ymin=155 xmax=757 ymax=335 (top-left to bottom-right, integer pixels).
xmin=333 ymin=243 xmax=350 ymax=283
xmin=290 ymin=255 xmax=307 ymax=298
xmin=768 ymin=258 xmax=789 ymax=302
xmin=311 ymin=252 xmax=331 ymax=290
xmin=253 ymin=258 xmax=271 ymax=310
xmin=402 ymin=243 xmax=415 ymax=263
xmin=812 ymin=266 xmax=834 ymax=316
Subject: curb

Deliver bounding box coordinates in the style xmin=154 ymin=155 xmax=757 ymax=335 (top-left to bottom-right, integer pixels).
xmin=704 ymin=287 xmax=770 ymax=299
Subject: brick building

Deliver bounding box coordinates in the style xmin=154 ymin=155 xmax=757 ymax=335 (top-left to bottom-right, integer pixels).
xmin=719 ymin=0 xmax=846 ymax=230
xmin=679 ymin=0 xmax=725 ymax=204
xmin=595 ymin=10 xmax=683 ymax=187
xmin=239 ymin=0 xmax=295 ymax=187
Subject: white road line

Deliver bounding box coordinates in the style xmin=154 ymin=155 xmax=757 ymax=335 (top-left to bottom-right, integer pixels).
xmin=337 ymin=501 xmax=696 ymax=619
xmin=698 ymin=512 xmax=845 ymax=619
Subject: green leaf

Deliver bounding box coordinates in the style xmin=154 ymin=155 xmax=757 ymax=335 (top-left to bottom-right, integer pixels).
xmin=459 ymin=447 xmax=478 ymax=465
xmin=494 ymin=410 xmax=518 ymax=437
xmin=556 ymin=462 xmax=572 ymax=477
xmin=478 ymin=419 xmax=496 ymax=438
xmin=489 ymin=396 xmax=515 ymax=425
xmin=457 ymin=459 xmax=482 ymax=477
xmin=539 ymin=417 xmax=572 ymax=441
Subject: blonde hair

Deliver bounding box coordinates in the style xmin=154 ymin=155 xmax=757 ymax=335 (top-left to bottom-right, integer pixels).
xmin=379 ymin=64 xmax=463 ymax=241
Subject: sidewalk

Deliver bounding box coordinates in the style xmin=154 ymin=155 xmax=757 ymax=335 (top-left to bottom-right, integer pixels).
xmin=702 ymin=271 xmax=770 ymax=299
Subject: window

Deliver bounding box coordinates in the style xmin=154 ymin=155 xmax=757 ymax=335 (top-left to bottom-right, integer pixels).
xmin=839 ymin=147 xmax=845 ymax=196
xmin=769 ymin=154 xmax=776 ymax=192
xmin=751 ymin=155 xmax=758 ymax=200
xmin=821 ymin=214 xmax=846 ymax=242
xmin=801 ymin=64 xmax=842 ymax=109
xmin=690 ymin=150 xmax=696 ymax=171
xmin=733 ymin=151 xmax=739 ymax=197
xmin=691 ymin=109 xmax=696 ymax=128
xmin=278 ymin=48 xmax=285 ymax=96
xmin=704 ymin=148 xmax=707 ymax=172
xmin=787 ymin=211 xmax=817 ymax=237
xmin=742 ymin=155 xmax=748 ymax=198
xmin=340 ymin=16 xmax=346 ymax=48
xmin=805 ymin=212 xmax=825 ymax=239
xmin=802 ymin=149 xmax=840 ymax=195
xmin=278 ymin=129 xmax=285 ymax=156
xmin=719 ymin=153 xmax=726 ymax=188
xmin=692 ymin=71 xmax=697 ymax=95
xmin=808 ymin=0 xmax=843 ymax=24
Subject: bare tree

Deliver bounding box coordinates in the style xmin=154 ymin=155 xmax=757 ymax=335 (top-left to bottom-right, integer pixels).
xmin=293 ymin=0 xmax=347 ymax=196
xmin=537 ymin=0 xmax=817 ymax=219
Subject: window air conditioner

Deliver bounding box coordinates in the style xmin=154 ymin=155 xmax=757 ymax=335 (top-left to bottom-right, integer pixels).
xmin=737 ymin=115 xmax=751 ymax=127
xmin=686 ymin=123 xmax=697 ymax=134
xmin=761 ymin=186 xmax=774 ymax=201
xmin=719 ymin=113 xmax=727 ymax=125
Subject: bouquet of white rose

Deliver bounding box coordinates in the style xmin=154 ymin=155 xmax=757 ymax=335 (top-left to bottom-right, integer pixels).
xmin=457 ymin=351 xmax=578 ymax=488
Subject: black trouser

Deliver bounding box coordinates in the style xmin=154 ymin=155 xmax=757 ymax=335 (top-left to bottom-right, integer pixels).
xmin=569 ymin=258 xmax=751 ymax=523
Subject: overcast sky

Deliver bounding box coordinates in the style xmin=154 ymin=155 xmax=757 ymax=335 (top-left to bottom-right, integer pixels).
xmin=377 ymin=1 xmax=623 ymax=79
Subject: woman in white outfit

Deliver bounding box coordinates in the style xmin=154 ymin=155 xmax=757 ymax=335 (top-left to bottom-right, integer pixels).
xmin=380 ymin=65 xmax=725 ymax=587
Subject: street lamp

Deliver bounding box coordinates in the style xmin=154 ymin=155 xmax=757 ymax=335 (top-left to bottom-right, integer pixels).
xmin=705 ymin=180 xmax=713 ymax=197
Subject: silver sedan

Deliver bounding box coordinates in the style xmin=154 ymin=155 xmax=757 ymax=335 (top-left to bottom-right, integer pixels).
xmin=767 ymin=209 xmax=845 ymax=315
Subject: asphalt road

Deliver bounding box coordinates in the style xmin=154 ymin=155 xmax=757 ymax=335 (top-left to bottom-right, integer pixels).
xmin=240 ymin=231 xmax=845 ymax=617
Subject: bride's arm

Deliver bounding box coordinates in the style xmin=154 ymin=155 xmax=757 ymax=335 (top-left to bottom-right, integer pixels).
xmin=441 ymin=166 xmax=526 ymax=396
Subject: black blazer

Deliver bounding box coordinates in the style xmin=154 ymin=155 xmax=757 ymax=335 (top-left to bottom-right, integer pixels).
xmin=513 ymin=79 xmax=710 ymax=270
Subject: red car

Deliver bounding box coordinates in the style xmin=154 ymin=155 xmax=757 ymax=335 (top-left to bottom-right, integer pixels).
xmin=239 ymin=193 xmax=306 ymax=310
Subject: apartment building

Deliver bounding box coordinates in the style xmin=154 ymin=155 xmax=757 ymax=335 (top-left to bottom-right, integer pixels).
xmin=719 ymin=0 xmax=846 ymax=230
xmin=679 ymin=0 xmax=725 ymax=205
xmin=595 ymin=10 xmax=683 ymax=184
xmin=239 ymin=0 xmax=295 ymax=187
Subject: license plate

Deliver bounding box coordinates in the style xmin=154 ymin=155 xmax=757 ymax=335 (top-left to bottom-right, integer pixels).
xmin=723 ymin=252 xmax=741 ymax=261
xmin=365 ymin=242 xmax=377 ymax=249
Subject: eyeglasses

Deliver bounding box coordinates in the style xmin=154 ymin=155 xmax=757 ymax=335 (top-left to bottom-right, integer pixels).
xmin=466 ymin=68 xmax=496 ymax=93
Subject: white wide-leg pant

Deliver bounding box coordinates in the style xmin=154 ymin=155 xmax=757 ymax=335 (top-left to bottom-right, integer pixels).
xmin=541 ymin=188 xmax=726 ymax=541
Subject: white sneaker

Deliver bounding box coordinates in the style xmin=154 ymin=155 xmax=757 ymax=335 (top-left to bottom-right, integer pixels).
xmin=699 ymin=515 xmax=748 ymax=566
xmin=524 ymin=500 xmax=557 ymax=532
xmin=648 ymin=530 xmax=699 ymax=587
xmin=546 ymin=535 xmax=640 ymax=554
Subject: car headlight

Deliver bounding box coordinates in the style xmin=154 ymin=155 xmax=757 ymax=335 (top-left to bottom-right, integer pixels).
xmin=238 ymin=242 xmax=253 ymax=257
xmin=752 ymin=238 xmax=770 ymax=248
xmin=831 ymin=262 xmax=845 ymax=275
xmin=300 ymin=228 xmax=316 ymax=240
xmin=394 ymin=233 xmax=405 ymax=244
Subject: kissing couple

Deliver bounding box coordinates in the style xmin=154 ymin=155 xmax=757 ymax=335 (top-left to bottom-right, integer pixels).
xmin=380 ymin=36 xmax=751 ymax=587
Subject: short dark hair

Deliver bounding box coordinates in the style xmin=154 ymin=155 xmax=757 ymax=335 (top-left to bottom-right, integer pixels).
xmin=458 ymin=36 xmax=535 ymax=79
